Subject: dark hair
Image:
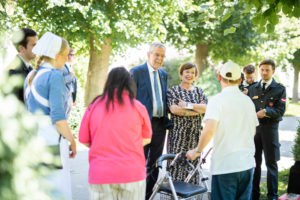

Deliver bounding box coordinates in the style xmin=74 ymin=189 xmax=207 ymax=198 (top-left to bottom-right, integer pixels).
xmin=14 ymin=28 xmax=37 ymax=49
xmin=220 ymin=76 xmax=240 ymax=84
xmin=259 ymin=59 xmax=276 ymax=70
xmin=243 ymin=64 xmax=255 ymax=74
xmin=91 ymin=67 xmax=137 ymax=110
xmin=179 ymin=62 xmax=198 ymax=76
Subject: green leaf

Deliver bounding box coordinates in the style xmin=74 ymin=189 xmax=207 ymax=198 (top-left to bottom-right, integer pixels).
xmin=269 ymin=13 xmax=279 ymax=25
xmin=253 ymin=0 xmax=262 ymax=9
xmin=257 ymin=24 xmax=266 ymax=33
xmin=224 ymin=27 xmax=236 ymax=35
xmin=222 ymin=13 xmax=232 ymax=22
xmin=252 ymin=14 xmax=262 ymax=25
xmin=266 ymin=23 xmax=275 ymax=33
xmin=266 ymin=0 xmax=276 ymax=4
xmin=293 ymin=6 xmax=300 ymax=18
xmin=263 ymin=8 xmax=273 ymax=17
xmin=282 ymin=3 xmax=291 ymax=15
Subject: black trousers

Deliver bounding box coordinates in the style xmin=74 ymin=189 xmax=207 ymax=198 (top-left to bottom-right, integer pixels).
xmin=144 ymin=117 xmax=166 ymax=200
xmin=252 ymin=123 xmax=280 ymax=200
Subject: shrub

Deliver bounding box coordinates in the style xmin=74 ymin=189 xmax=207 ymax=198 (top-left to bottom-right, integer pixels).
xmin=1 ymin=30 xmax=53 ymax=200
xmin=195 ymin=67 xmax=221 ymax=98
xmin=68 ymin=86 xmax=86 ymax=138
xmin=292 ymin=120 xmax=300 ymax=161
xmin=260 ymin=168 xmax=290 ymax=199
xmin=0 ymin=71 xmax=53 ymax=200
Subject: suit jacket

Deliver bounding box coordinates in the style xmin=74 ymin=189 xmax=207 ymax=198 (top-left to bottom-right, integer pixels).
xmin=8 ymin=55 xmax=33 ymax=102
xmin=130 ymin=63 xmax=170 ymax=127
xmin=62 ymin=64 xmax=77 ymax=102
xmin=248 ymin=79 xmax=286 ymax=124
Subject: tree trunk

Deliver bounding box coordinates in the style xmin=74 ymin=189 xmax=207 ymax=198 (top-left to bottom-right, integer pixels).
xmin=195 ymin=43 xmax=209 ymax=76
xmin=292 ymin=65 xmax=299 ymax=103
xmin=84 ymin=37 xmax=112 ymax=106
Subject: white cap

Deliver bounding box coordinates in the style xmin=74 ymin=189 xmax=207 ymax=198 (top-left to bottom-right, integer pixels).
xmin=219 ymin=61 xmax=241 ymax=80
xmin=32 ymin=32 xmax=62 ymax=59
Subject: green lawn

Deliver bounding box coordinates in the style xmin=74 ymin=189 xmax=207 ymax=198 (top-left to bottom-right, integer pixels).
xmin=285 ymin=101 xmax=300 ymax=117
xmin=260 ymin=169 xmax=290 ymax=199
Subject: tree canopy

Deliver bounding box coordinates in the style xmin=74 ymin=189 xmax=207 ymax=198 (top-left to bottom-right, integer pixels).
xmin=12 ymin=0 xmax=188 ymax=104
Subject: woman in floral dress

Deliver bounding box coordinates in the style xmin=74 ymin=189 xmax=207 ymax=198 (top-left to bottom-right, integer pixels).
xmin=167 ymin=62 xmax=207 ymax=184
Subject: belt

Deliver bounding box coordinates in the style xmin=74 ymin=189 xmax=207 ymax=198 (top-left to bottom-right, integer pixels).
xmin=152 ymin=117 xmax=164 ymax=121
xmin=259 ymin=118 xmax=279 ymax=125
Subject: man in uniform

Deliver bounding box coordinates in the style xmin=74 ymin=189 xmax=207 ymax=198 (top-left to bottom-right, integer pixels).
xmin=239 ymin=64 xmax=257 ymax=94
xmin=8 ymin=28 xmax=38 ymax=102
xmin=248 ymin=59 xmax=286 ymax=200
xmin=63 ymin=48 xmax=78 ymax=118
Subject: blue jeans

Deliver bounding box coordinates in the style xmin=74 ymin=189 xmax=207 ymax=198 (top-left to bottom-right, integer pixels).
xmin=212 ymin=168 xmax=254 ymax=200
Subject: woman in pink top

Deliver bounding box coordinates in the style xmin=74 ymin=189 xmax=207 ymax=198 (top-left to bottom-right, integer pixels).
xmin=79 ymin=67 xmax=152 ymax=200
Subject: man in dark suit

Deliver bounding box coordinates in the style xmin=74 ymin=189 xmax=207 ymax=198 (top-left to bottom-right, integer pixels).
xmin=248 ymin=59 xmax=286 ymax=200
xmin=130 ymin=42 xmax=169 ymax=199
xmin=63 ymin=48 xmax=78 ymax=118
xmin=8 ymin=28 xmax=38 ymax=102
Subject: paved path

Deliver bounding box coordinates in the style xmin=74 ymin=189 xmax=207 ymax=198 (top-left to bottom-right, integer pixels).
xmin=70 ymin=116 xmax=299 ymax=199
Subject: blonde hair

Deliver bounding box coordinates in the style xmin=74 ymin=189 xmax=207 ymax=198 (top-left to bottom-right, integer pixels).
xmin=28 ymin=38 xmax=69 ymax=85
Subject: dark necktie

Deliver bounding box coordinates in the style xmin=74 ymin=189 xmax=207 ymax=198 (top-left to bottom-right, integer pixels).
xmin=262 ymin=83 xmax=266 ymax=91
xmin=26 ymin=65 xmax=33 ymax=73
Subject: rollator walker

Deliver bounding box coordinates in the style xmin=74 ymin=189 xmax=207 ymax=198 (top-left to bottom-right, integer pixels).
xmin=149 ymin=148 xmax=212 ymax=200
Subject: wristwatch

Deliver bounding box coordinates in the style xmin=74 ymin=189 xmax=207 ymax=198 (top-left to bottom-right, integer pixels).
xmin=263 ymin=109 xmax=267 ymax=116
xmin=188 ymin=103 xmax=194 ymax=109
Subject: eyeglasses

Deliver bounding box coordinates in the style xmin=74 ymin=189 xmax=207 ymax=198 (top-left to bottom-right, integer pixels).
xmin=245 ymin=77 xmax=254 ymax=81
xmin=68 ymin=54 xmax=75 ymax=56
xmin=152 ymin=53 xmax=165 ymax=58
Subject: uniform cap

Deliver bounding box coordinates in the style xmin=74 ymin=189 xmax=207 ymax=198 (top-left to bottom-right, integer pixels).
xmin=32 ymin=32 xmax=62 ymax=59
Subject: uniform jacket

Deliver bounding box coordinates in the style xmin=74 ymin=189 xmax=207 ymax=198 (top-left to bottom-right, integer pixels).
xmin=248 ymin=79 xmax=286 ymax=124
xmin=239 ymin=81 xmax=257 ymax=92
xmin=8 ymin=55 xmax=33 ymax=102
xmin=62 ymin=64 xmax=77 ymax=102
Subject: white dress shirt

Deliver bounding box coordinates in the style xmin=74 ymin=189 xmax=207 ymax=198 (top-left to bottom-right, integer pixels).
xmin=18 ymin=54 xmax=32 ymax=69
xmin=261 ymin=78 xmax=273 ymax=90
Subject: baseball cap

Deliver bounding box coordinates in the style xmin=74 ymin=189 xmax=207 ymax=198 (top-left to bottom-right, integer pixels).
xmin=219 ymin=61 xmax=241 ymax=80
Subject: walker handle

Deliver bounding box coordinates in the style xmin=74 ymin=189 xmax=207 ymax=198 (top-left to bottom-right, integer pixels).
xmin=156 ymin=154 xmax=176 ymax=168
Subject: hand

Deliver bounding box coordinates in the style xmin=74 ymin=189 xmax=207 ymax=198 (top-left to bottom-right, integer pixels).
xmin=257 ymin=109 xmax=266 ymax=118
xmin=69 ymin=140 xmax=77 ymax=158
xmin=73 ymin=102 xmax=77 ymax=106
xmin=70 ymin=72 xmax=74 ymax=77
xmin=243 ymin=88 xmax=248 ymax=95
xmin=177 ymin=98 xmax=187 ymax=108
xmin=186 ymin=149 xmax=200 ymax=161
